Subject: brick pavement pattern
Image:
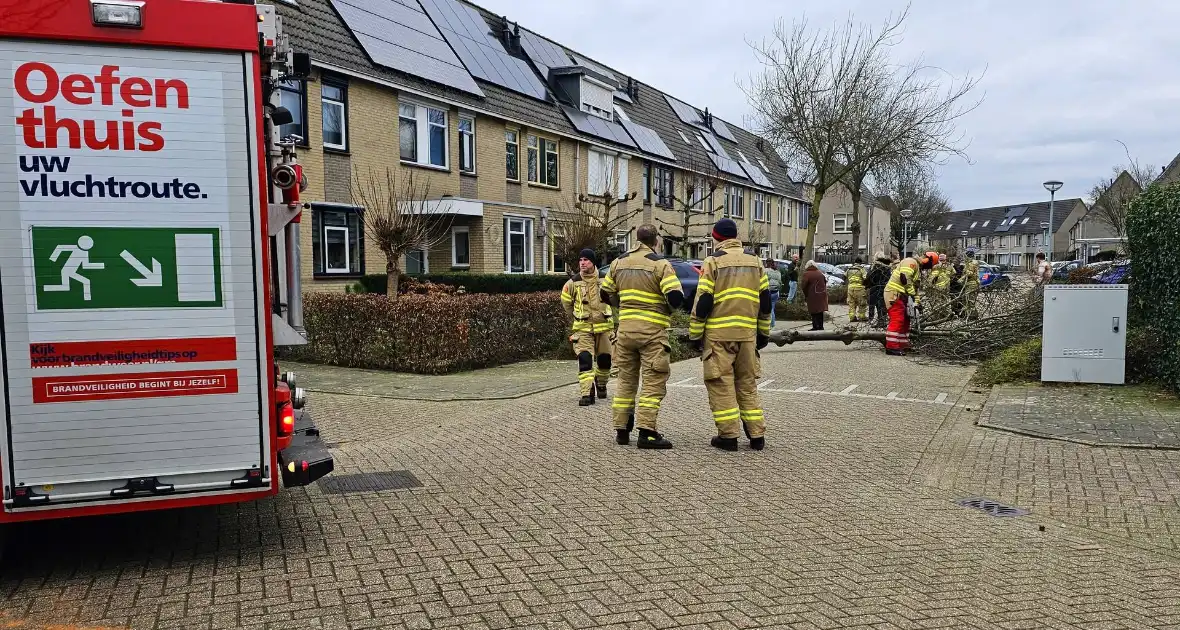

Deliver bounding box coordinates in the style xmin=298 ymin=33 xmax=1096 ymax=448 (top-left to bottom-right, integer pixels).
xmin=978 ymin=385 xmax=1180 ymax=449
xmin=2 ymin=345 xmax=1180 ymax=628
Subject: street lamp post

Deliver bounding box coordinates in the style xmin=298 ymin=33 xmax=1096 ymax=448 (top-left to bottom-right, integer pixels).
xmin=1043 ymin=180 xmax=1063 ymax=263
xmin=961 ymin=230 xmax=969 ymax=257
xmin=900 ymin=209 xmax=912 ymax=258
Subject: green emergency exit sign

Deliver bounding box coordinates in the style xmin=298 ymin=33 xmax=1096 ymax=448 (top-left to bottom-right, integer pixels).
xmin=32 ymin=226 xmax=223 ymax=310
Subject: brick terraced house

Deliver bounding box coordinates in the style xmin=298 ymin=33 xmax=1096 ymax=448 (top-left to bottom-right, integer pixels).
xmin=928 ymin=198 xmax=1088 ymax=269
xmin=265 ymin=0 xmax=815 ymax=287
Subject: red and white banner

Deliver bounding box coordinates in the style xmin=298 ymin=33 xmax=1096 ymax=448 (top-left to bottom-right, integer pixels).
xmin=33 ymin=368 xmax=237 ymax=403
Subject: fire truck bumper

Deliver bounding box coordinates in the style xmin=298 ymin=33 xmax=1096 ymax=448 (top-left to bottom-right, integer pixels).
xmin=278 ymin=409 xmax=335 ymax=487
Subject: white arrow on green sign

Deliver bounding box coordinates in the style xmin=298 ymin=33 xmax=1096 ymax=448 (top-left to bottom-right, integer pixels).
xmin=32 ymin=226 xmax=223 ymax=310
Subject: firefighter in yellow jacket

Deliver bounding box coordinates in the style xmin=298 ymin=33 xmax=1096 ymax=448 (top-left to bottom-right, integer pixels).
xmin=846 ymin=258 xmax=868 ymax=322
xmin=601 ymin=225 xmax=684 ymax=449
xmin=689 ymin=219 xmax=772 ymax=452
xmin=561 ymin=248 xmax=614 ymax=406
xmin=961 ymin=250 xmax=982 ymax=319
xmin=926 ymin=256 xmax=953 ymax=307
xmin=884 ymin=252 xmax=938 ymax=356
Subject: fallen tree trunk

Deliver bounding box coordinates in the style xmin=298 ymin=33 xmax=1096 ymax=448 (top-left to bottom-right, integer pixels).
xmin=768 ymin=328 xmax=957 ymax=347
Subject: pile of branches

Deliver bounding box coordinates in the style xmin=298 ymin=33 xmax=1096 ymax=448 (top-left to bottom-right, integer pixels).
xmin=906 ymin=286 xmax=1044 ymax=363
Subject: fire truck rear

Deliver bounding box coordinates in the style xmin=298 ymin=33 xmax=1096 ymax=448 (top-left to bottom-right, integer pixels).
xmin=0 ymin=0 xmax=333 ymax=525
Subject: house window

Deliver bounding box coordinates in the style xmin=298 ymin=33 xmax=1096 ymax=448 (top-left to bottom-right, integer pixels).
xmin=753 ymin=192 xmax=767 ymax=222
xmin=505 ymin=129 xmax=520 ymax=181
xmin=687 ymin=177 xmax=706 ymax=211
xmin=613 ymin=105 xmax=630 ymax=122
xmin=696 ymin=133 xmax=713 ymax=154
xmin=458 ymin=115 xmax=475 ymax=174
xmin=782 ymin=198 xmax=792 ymax=226
xmin=642 ymin=162 xmax=652 ymax=204
xmin=614 ymin=231 xmax=630 ymax=253
xmin=758 ymin=158 xmax=770 ymax=173
xmin=277 ymin=80 xmax=306 ymax=142
xmin=654 ymin=165 xmax=674 ymax=208
xmin=1021 ymin=217 xmax=1030 ymax=225
xmin=311 ymin=204 xmax=362 ymax=276
xmin=452 ymin=226 xmax=470 ymax=267
xmin=321 ymin=80 xmax=347 ymax=151
xmin=970 ymin=221 xmax=978 ymax=229
xmin=1025 ymin=234 xmax=1034 ymax=247
xmin=399 ymin=101 xmax=448 ymax=168
xmin=527 ymin=135 xmax=559 ymax=187
xmin=588 ymin=149 xmax=611 ymax=196
xmin=617 ymin=156 xmax=629 ymax=199
xmin=406 ymin=249 xmax=428 ymax=274
xmin=505 ymin=217 xmax=534 ymax=273
xmin=678 ymin=130 xmax=691 ymax=145
xmin=799 ymin=204 xmax=809 ymax=229
xmin=982 ymin=220 xmax=989 ymax=227
xmin=727 ymin=186 xmax=745 ymax=219
xmin=549 ymin=227 xmax=566 ymax=274
xmin=833 ymin=214 xmax=851 ymax=233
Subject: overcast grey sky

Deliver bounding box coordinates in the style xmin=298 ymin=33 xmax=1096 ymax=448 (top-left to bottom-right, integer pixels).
xmin=476 ymin=0 xmax=1180 ymax=210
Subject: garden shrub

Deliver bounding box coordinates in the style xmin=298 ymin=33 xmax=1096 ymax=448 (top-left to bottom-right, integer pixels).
xmin=973 ymin=338 xmax=1042 ymax=386
xmin=289 ymin=292 xmax=568 ymax=374
xmin=1126 ymin=182 xmax=1180 ymax=393
xmin=357 ymin=273 xmax=568 ymax=295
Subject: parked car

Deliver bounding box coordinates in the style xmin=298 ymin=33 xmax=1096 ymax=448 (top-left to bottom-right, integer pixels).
xmin=777 ymin=259 xmax=844 ymax=287
xmin=599 ymin=256 xmax=700 ymax=312
xmin=1093 ymin=261 xmax=1131 ymax=284
xmin=1052 ymin=260 xmax=1083 ymax=280
xmin=814 ymin=262 xmax=847 ymax=281
xmin=979 ymin=264 xmax=1011 ymax=291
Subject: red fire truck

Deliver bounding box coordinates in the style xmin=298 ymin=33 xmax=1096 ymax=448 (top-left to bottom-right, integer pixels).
xmin=0 ymin=0 xmax=333 ymax=527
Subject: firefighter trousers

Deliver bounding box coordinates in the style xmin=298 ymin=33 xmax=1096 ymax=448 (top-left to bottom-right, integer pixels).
xmin=962 ymin=284 xmax=980 ymax=319
xmin=701 ymin=339 xmax=765 ymax=439
xmin=573 ymin=331 xmax=612 ymax=396
xmin=611 ymin=329 xmax=671 ymax=431
xmin=847 ymin=287 xmax=867 ymax=321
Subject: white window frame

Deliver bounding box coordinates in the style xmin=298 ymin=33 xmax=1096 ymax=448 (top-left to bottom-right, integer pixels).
xmin=399 ymin=100 xmax=449 ymax=169
xmin=504 ymin=216 xmax=534 ymax=274
xmin=321 ymin=81 xmax=347 ymax=151
xmin=613 ymin=105 xmax=630 ymax=122
xmin=406 ymin=248 xmax=429 ymax=274
xmin=696 ymin=133 xmax=713 ymax=154
xmin=833 ymin=214 xmax=852 ymax=234
xmin=727 ymin=186 xmax=745 ymax=219
xmin=451 ymin=226 xmax=470 ymax=268
xmin=753 ymin=192 xmax=767 ymax=222
xmin=758 ymin=158 xmax=770 ymax=173
xmin=322 ymin=225 xmax=351 ymax=274
xmin=678 ymin=130 xmax=691 ymax=145
xmin=982 ymin=220 xmax=990 ymax=227
xmin=527 ymin=135 xmax=560 ymax=187
xmin=614 ymin=230 xmax=630 ymax=253
xmin=617 ymin=155 xmax=629 ymax=200
xmin=458 ymin=114 xmax=476 ymax=174
xmin=588 ymin=148 xmax=611 ymax=196
xmin=505 ymin=128 xmax=520 ymax=181
xmin=1021 ymin=217 xmax=1030 ymax=225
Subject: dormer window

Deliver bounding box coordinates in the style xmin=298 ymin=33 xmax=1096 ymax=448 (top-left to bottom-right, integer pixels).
xmin=579 ymin=75 xmax=614 ymax=121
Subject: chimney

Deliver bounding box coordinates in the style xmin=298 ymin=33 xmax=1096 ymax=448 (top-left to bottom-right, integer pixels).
xmin=500 ymin=16 xmax=512 ymax=46
xmin=509 ymin=23 xmax=522 ymax=55
xmin=756 ymin=138 xmax=764 ymax=151
xmin=627 ymin=76 xmax=639 ymax=102
xmin=703 ymin=107 xmax=713 ymax=128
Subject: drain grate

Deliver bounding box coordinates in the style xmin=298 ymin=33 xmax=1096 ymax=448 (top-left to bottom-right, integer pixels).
xmin=319 ymin=470 xmax=423 ymax=494
xmin=953 ymin=497 xmax=1029 ymax=517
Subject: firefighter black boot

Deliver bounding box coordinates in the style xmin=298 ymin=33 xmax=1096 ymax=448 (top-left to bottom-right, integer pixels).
xmin=596 ymin=383 xmax=607 ymax=400
xmin=750 ymin=437 xmax=765 ymax=451
xmin=637 ymin=428 xmax=673 ymax=450
xmin=711 ymin=436 xmax=738 ymax=451
xmin=579 ymin=393 xmax=595 ymax=406
xmin=615 ymin=414 xmax=634 ymax=445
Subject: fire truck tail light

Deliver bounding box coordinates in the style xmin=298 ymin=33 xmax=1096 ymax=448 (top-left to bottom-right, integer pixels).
xmin=278 ymin=403 xmax=296 ymax=437
xmin=91 ymin=1 xmax=144 ymax=28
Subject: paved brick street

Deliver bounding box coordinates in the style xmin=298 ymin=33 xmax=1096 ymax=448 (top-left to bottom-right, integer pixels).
xmin=2 ymin=344 xmax=1180 ymax=629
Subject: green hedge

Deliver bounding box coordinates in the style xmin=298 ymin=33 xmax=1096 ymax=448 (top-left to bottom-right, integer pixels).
xmin=357 ymin=273 xmax=568 ymax=295
xmin=1127 ymin=182 xmax=1180 ymax=393
xmin=288 ymin=292 xmax=568 ymax=374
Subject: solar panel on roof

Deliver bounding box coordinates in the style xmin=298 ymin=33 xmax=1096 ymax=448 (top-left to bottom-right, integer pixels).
xmin=417 ymin=0 xmax=547 ymax=100
xmin=613 ymin=90 xmax=632 ymax=104
xmin=561 ymin=105 xmax=637 ymax=149
xmin=711 ymin=118 xmax=737 ymax=143
xmin=620 ymin=119 xmax=675 ymax=160
xmin=664 ymin=94 xmax=703 ymax=127
xmin=518 ymin=29 xmax=572 ymax=77
xmin=739 ymin=160 xmax=773 ymax=189
xmin=701 ymin=131 xmax=730 ymax=158
xmin=331 ymin=0 xmax=484 ymax=97
xmin=570 ymin=53 xmax=618 ymax=86
xmin=709 ymin=153 xmax=747 ymax=179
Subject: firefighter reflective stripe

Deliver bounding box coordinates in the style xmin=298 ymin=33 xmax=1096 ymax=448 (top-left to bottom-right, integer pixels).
xmin=758 ymin=274 xmax=770 ymax=291
xmin=740 ymin=409 xmax=764 ymax=422
xmin=707 ymin=315 xmax=759 ymax=330
xmin=660 ymin=275 xmax=681 ymax=293
xmin=847 ymin=268 xmax=865 ymax=288
xmin=637 ymin=396 xmax=662 ymax=410
xmin=713 ymin=407 xmax=740 ymax=423
xmin=698 ymin=278 xmax=716 ymax=294
xmin=758 ymin=319 xmax=771 ymax=335
xmin=618 ymin=289 xmax=664 ymax=304
xmin=561 ymin=289 xmax=574 ymax=304
xmin=714 ymin=287 xmax=760 ymax=304
xmin=601 ymin=275 xmax=617 ymax=291
xmin=688 ymin=320 xmax=705 ymax=336
xmin=578 ymin=371 xmax=595 ymax=382
xmin=619 ymin=308 xmax=671 ymax=327
xmin=572 ymin=321 xmax=613 ymax=333
xmin=886 ymin=265 xmax=917 ymax=296
xmin=612 ymin=397 xmax=634 ymax=409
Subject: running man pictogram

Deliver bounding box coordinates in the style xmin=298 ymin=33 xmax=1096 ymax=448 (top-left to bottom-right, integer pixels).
xmin=44 ymin=235 xmax=105 ymax=301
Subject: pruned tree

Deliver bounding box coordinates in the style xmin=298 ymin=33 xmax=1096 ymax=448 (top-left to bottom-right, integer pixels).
xmin=654 ymin=159 xmax=726 ymax=258
xmin=551 ymin=168 xmax=642 ymax=273
xmin=744 ymin=6 xmax=981 ymax=261
xmin=878 ymin=164 xmax=951 ymax=256
xmin=352 ymin=168 xmax=453 ymax=299
xmin=1088 ymin=141 xmax=1158 ymax=243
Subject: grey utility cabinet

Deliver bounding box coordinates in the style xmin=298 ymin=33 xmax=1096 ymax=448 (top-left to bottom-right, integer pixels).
xmin=1041 ymin=284 xmax=1128 ymax=385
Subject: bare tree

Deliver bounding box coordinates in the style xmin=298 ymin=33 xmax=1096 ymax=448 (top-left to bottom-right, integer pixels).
xmin=352 ymin=168 xmax=453 ymax=299
xmin=551 ymin=169 xmax=642 ymax=272
xmin=878 ymin=164 xmax=951 ymax=256
xmin=654 ymin=160 xmax=726 ymax=258
xmin=744 ymin=6 xmax=981 ymax=261
xmin=1088 ymin=141 xmax=1158 ymax=241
